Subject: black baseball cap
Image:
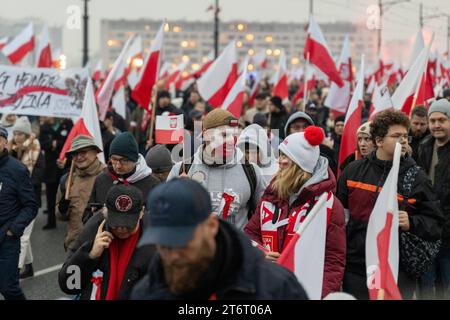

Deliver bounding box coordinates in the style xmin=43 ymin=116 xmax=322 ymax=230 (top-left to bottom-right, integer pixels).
xmin=139 ymin=178 xmax=212 ymax=248
xmin=105 ymin=185 xmax=144 ymax=229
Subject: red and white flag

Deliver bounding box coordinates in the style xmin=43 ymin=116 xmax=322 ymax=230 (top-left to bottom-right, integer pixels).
xmin=406 ymin=29 xmax=425 ymax=71
xmin=92 ymin=59 xmax=103 ymax=82
xmin=59 ymin=78 xmax=105 ymax=163
xmin=278 ymin=192 xmax=334 ymax=300
xmin=194 ymin=50 xmax=215 ymax=78
xmin=112 ymin=85 xmax=127 ymax=120
xmin=338 ymin=55 xmax=364 ymax=175
xmin=324 ymin=35 xmax=352 ymax=113
xmin=131 ymin=23 xmax=164 ymax=111
xmin=96 ymin=35 xmax=135 ymax=120
xmin=391 ymin=46 xmax=430 ymax=115
xmin=291 ymin=64 xmax=315 ymax=106
xmin=36 ymin=25 xmax=52 ymax=68
xmin=252 ymin=50 xmax=268 ymax=70
xmin=2 ymin=22 xmax=34 ymax=65
xmin=158 ymin=61 xmax=172 ymax=80
xmin=221 ymin=58 xmax=248 ymax=118
xmin=366 ymin=142 xmax=402 ymax=300
xmin=0 ymin=37 xmax=8 ymax=50
xmin=248 ymin=72 xmax=261 ymax=107
xmin=197 ymin=41 xmax=238 ymax=108
xmin=369 ymin=84 xmax=394 ymax=120
xmin=387 ymin=62 xmax=403 ymax=88
xmin=272 ymin=50 xmax=288 ymax=100
xmin=304 ymin=16 xmax=343 ymax=87
xmin=164 ymin=61 xmax=188 ymax=89
xmin=155 ymin=114 xmax=184 ymax=145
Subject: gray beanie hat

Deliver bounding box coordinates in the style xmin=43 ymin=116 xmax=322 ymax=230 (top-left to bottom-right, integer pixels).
xmin=428 ymin=98 xmax=450 ymax=118
xmin=12 ymin=117 xmax=32 ymax=135
xmin=145 ymin=144 xmax=174 ymax=173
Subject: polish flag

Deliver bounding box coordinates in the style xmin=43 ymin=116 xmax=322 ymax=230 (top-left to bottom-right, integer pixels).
xmin=131 ymin=23 xmax=164 ymax=111
xmin=197 ymin=41 xmax=238 ymax=108
xmin=96 ymin=35 xmax=135 ymax=120
xmin=221 ymin=59 xmax=248 ymax=118
xmin=155 ymin=114 xmax=184 ymax=145
xmin=36 ymin=25 xmax=52 ymax=68
xmin=366 ymin=75 xmax=376 ymax=95
xmin=272 ymin=50 xmax=288 ymax=100
xmin=304 ymin=16 xmax=343 ymax=87
xmin=194 ymin=50 xmax=215 ymax=78
xmin=292 ymin=64 xmax=315 ymax=106
xmin=2 ymin=22 xmax=34 ymax=65
xmin=59 ymin=78 xmax=105 ymax=163
xmin=369 ymin=84 xmax=394 ymax=120
xmin=252 ymin=50 xmax=268 ymax=70
xmin=127 ymin=67 xmax=139 ymax=90
xmin=324 ymin=35 xmax=352 ymax=113
xmin=112 ymin=85 xmax=127 ymax=120
xmin=164 ymin=61 xmax=188 ymax=89
xmin=391 ymin=46 xmax=429 ymax=115
xmin=0 ymin=37 xmax=8 ymax=50
xmin=158 ymin=62 xmax=172 ymax=80
xmin=366 ymin=142 xmax=402 ymax=300
xmin=92 ymin=59 xmax=103 ymax=82
xmin=387 ymin=62 xmax=403 ymax=88
xmin=278 ymin=192 xmax=334 ymax=300
xmin=406 ymin=30 xmax=425 ymax=71
xmin=338 ymin=55 xmax=365 ymax=176
xmin=127 ymin=35 xmax=143 ymax=68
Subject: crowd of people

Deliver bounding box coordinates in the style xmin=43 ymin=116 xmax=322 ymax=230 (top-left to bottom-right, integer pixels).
xmin=0 ymin=75 xmax=450 ymax=300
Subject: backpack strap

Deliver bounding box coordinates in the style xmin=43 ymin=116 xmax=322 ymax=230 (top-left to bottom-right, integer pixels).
xmin=242 ymin=162 xmax=257 ymax=220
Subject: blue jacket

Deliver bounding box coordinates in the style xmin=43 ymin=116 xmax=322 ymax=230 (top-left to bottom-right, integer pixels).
xmin=130 ymin=220 xmax=308 ymax=300
xmin=0 ymin=149 xmax=38 ymax=243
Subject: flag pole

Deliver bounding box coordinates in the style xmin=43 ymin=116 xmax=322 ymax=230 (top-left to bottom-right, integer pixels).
xmin=147 ymin=84 xmax=158 ymax=147
xmin=303 ymin=52 xmax=310 ymax=112
xmin=65 ymin=159 xmax=75 ymax=200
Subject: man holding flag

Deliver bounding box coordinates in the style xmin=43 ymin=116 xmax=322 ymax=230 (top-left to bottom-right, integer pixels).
xmin=337 ymin=110 xmax=443 ymax=299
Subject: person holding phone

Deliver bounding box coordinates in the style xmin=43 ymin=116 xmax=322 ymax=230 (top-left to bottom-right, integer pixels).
xmin=55 ymin=135 xmax=106 ymax=252
xmin=58 ymin=184 xmax=154 ymax=300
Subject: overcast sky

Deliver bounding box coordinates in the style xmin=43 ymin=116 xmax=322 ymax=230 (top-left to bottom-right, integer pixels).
xmin=1 ymin=0 xmax=449 ymax=66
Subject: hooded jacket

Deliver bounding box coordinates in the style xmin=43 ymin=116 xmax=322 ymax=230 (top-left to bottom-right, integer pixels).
xmin=83 ymin=154 xmax=160 ymax=223
xmin=130 ymin=220 xmax=308 ymax=300
xmin=284 ymin=111 xmax=337 ymax=175
xmin=337 ymin=152 xmax=444 ymax=276
xmin=167 ymin=146 xmax=267 ymax=231
xmin=244 ymin=156 xmax=346 ymax=298
xmin=236 ymin=124 xmax=279 ymax=184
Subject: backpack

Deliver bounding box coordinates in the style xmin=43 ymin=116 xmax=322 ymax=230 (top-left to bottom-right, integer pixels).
xmin=179 ymin=157 xmax=257 ymax=220
xmin=399 ymin=165 xmax=441 ymax=279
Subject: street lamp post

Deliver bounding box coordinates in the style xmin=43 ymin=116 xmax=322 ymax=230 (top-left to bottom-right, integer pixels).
xmin=214 ymin=0 xmax=219 ymax=59
xmin=82 ymin=0 xmax=89 ymax=67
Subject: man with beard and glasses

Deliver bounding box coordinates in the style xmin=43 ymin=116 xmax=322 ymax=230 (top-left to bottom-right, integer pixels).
xmin=131 ymin=178 xmax=308 ymax=300
xmin=409 ymin=106 xmax=430 ymax=161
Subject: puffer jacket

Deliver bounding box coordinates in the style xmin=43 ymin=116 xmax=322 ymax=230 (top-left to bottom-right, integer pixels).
xmin=245 ymin=156 xmax=346 ymax=298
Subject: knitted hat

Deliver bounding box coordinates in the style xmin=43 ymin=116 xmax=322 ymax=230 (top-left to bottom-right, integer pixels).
xmin=202 ymin=109 xmax=238 ymax=131
xmin=428 ymin=98 xmax=450 ymax=118
xmin=278 ymin=126 xmax=324 ymax=173
xmin=145 ymin=144 xmax=174 ymax=173
xmin=12 ymin=117 xmax=32 ymax=135
xmin=357 ymin=121 xmax=372 ymax=137
xmin=109 ymin=132 xmax=139 ymax=162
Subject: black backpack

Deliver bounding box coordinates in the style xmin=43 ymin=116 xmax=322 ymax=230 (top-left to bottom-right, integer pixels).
xmin=179 ymin=157 xmax=258 ymax=220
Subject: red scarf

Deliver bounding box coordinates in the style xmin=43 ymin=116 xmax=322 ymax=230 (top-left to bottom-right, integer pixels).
xmin=104 ymin=224 xmax=141 ymax=300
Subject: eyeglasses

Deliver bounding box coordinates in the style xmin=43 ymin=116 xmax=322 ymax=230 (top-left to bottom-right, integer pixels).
xmin=110 ymin=157 xmax=133 ymax=165
xmin=386 ymin=134 xmax=412 ymax=143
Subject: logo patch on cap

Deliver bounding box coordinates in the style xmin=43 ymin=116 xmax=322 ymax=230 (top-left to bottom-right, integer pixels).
xmin=115 ymin=195 xmax=132 ymax=212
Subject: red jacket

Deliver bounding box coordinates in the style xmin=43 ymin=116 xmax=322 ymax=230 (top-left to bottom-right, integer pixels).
xmin=244 ymin=165 xmax=346 ymax=298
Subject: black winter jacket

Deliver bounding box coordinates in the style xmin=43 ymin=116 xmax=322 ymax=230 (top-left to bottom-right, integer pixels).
xmin=417 ymin=135 xmax=450 ymax=248
xmin=58 ymin=213 xmax=156 ymax=300
xmin=130 ymin=220 xmax=308 ymax=300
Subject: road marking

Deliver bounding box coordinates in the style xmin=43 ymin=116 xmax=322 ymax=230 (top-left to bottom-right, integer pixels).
xmin=33 ymin=264 xmax=64 ymax=278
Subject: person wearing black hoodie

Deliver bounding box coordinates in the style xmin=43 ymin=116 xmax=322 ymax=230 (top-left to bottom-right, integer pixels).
xmin=268 ymin=96 xmax=289 ymax=140
xmin=337 ymin=110 xmax=443 ymax=300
